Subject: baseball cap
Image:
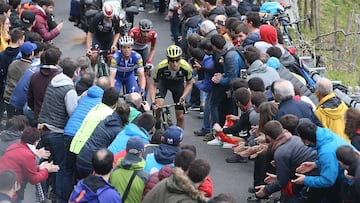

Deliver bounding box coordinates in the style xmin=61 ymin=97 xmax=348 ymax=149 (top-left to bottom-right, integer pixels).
xmin=126 ymin=137 xmax=145 ymax=154
xmin=20 ymin=41 xmax=37 ymax=55
xmin=21 ymin=10 xmax=36 ymax=28
xmin=294 ymin=118 xmax=313 ymax=135
xmin=163 ymin=126 xmax=183 ymax=146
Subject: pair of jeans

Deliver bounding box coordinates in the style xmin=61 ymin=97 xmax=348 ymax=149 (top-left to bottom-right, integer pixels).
xmin=23 ymin=103 xmax=35 ymax=127
xmin=209 ymin=85 xmax=230 ymax=126
xmin=201 ymin=92 xmax=211 ymax=132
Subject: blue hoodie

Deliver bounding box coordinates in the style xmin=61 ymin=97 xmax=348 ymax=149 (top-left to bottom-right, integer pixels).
xmin=194 ymin=55 xmax=214 ymax=93
xmin=144 ymin=144 xmax=178 ymax=174
xmin=304 ymin=127 xmax=353 ymax=188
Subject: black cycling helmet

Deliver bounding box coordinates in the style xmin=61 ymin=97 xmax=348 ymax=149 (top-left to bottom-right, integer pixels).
xmin=139 ymin=19 xmax=153 ymax=31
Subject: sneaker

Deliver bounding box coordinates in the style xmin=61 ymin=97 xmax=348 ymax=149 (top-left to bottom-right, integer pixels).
xmin=207 ymin=137 xmax=222 ymax=146
xmin=188 ymin=106 xmax=200 ymax=111
xmin=138 ymin=7 xmax=145 ymax=12
xmin=164 ymin=16 xmax=170 ymax=21
xmin=222 ymin=142 xmax=236 ymax=149
xmin=225 ymin=154 xmax=248 ymax=163
xmin=148 ymin=9 xmax=158 ymax=14
xmin=203 ymin=133 xmax=214 ymax=142
xmin=194 ymin=129 xmax=209 ymax=136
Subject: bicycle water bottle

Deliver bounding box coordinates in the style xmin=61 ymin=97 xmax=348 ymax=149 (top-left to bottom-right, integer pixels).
xmin=283 ymin=35 xmax=292 ymax=47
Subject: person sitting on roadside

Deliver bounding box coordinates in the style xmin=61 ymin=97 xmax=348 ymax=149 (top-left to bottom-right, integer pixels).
xmin=0 ymin=115 xmax=29 ymax=156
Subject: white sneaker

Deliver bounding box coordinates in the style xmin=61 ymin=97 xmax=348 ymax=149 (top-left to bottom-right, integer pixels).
xmin=148 ymin=9 xmax=158 ymax=14
xmin=207 ymin=138 xmax=222 ymax=146
xmin=138 ymin=7 xmax=145 ymax=12
xmin=222 ymin=142 xmax=236 ymax=149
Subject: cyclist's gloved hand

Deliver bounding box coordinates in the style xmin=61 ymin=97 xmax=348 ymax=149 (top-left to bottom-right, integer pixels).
xmin=111 ymin=45 xmax=117 ymax=52
xmin=179 ymin=97 xmax=185 ymax=106
xmin=151 ymin=102 xmax=158 ymax=110
xmin=86 ymin=49 xmax=92 ymax=56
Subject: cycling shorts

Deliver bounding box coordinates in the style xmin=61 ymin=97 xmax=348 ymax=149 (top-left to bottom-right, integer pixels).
xmin=155 ymin=78 xmax=185 ymax=111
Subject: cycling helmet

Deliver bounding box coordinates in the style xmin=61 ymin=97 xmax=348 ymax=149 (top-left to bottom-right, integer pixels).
xmin=139 ymin=19 xmax=153 ymax=31
xmin=103 ymin=4 xmax=114 ymax=18
xmin=166 ymin=45 xmax=182 ymax=59
xmin=119 ymin=35 xmax=134 ymax=46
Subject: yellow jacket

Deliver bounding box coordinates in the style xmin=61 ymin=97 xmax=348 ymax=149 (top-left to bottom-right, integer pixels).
xmin=315 ymin=93 xmax=349 ymax=142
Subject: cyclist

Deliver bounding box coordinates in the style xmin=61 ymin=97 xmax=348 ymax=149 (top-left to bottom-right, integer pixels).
xmin=129 ymin=19 xmax=157 ymax=97
xmin=86 ymin=4 xmax=120 ymax=69
xmin=151 ymin=45 xmax=194 ymax=129
xmin=109 ymin=35 xmax=145 ymax=94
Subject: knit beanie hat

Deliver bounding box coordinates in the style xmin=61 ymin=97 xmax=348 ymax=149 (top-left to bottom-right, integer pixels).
xmin=259 ymin=25 xmax=278 ymax=45
xmin=21 ymin=127 xmax=40 ymax=144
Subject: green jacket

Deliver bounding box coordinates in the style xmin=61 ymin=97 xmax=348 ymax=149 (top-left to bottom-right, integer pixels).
xmin=110 ymin=153 xmax=149 ymax=203
xmin=70 ymin=103 xmax=114 ymax=154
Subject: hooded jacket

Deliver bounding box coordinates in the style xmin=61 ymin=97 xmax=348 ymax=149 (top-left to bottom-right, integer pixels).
xmin=142 ymin=167 xmax=206 ymax=203
xmin=38 ymin=73 xmax=78 ymax=132
xmin=247 ymin=59 xmax=280 ymax=88
xmin=30 ymin=5 xmax=60 ymax=42
xmin=0 ymin=46 xmax=21 ymax=88
xmin=144 ymin=144 xmax=179 ymax=174
xmin=64 ymin=86 xmax=104 ymax=137
xmin=69 ymin=175 xmax=121 ymax=203
xmin=208 ymin=6 xmax=226 ymax=22
xmin=218 ymin=42 xmax=244 ymax=86
xmin=108 ymin=122 xmax=150 ymax=154
xmin=181 ymin=14 xmax=203 ymax=53
xmin=315 ymin=93 xmax=349 ymax=142
xmin=304 ymin=127 xmax=353 ymax=188
xmin=77 ymin=112 xmax=125 ymax=166
xmin=0 ymin=130 xmax=21 ymax=156
xmin=110 ymin=153 xmax=149 ymax=203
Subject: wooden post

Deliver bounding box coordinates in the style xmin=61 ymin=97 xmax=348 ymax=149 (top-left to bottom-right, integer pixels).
xmin=304 ymin=0 xmax=308 ymax=28
xmin=315 ymin=0 xmax=320 ymax=42
xmin=333 ymin=6 xmax=339 ymax=70
xmin=339 ymin=10 xmax=354 ymax=66
xmin=350 ymin=14 xmax=360 ymax=73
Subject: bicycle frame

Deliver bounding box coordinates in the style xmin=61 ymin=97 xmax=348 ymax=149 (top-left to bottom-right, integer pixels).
xmin=96 ymin=49 xmax=110 ymax=77
xmin=154 ymin=103 xmax=179 ymax=130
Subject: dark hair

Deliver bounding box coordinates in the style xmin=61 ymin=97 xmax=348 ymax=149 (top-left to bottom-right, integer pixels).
xmin=204 ymin=0 xmax=216 ymax=6
xmin=230 ymin=78 xmax=248 ymax=90
xmin=199 ymin=38 xmax=213 ymax=52
xmin=208 ymin=193 xmax=236 ymax=203
xmin=279 ymin=114 xmax=299 ymax=135
xmin=5 ymin=115 xmax=29 ymax=131
xmin=225 ymin=17 xmax=240 ymax=30
xmin=0 ymin=170 xmax=17 ymax=191
xmin=92 ymin=148 xmax=114 ymax=175
xmin=21 ymin=127 xmax=40 ymax=144
xmin=8 ymin=0 xmax=21 ymax=9
xmin=182 ymin=3 xmax=198 ymax=18
xmin=221 ymin=0 xmax=231 ymax=6
xmin=234 ymin=23 xmax=249 ymax=35
xmin=115 ymin=102 xmax=130 ymax=125
xmin=33 ymin=41 xmax=45 ymax=56
xmin=187 ymin=33 xmax=201 ymax=49
xmin=345 ymin=108 xmax=360 ymax=140
xmin=102 ymin=87 xmax=119 ymax=107
xmin=190 ymin=48 xmax=205 ymax=61
xmin=44 ymin=47 xmax=62 ymax=65
xmin=180 ymin=145 xmax=197 ymax=156
xmin=251 ymin=91 xmax=267 ymax=108
xmin=266 ymin=46 xmax=282 ymax=58
xmin=297 ymin=122 xmax=317 ymax=143
xmin=38 ymin=0 xmax=55 ymax=7
xmin=263 ymin=120 xmax=284 ymax=140
xmin=174 ymin=149 xmax=196 ymax=171
xmin=59 ymin=57 xmax=78 ymax=78
xmin=76 ymin=72 xmax=95 ymax=95
xmin=10 ymin=29 xmax=24 ymax=43
xmin=258 ymin=102 xmax=278 ymax=133
xmin=187 ymin=159 xmax=210 ymax=183
xmin=336 ymin=145 xmax=357 ymax=166
xmin=233 ymin=87 xmax=250 ymax=106
xmin=133 ymin=113 xmax=155 ymax=132
xmin=245 ymin=12 xmax=261 ymax=28
xmin=0 ymin=3 xmax=11 ymax=14
xmin=248 ymin=77 xmax=265 ymax=92
xmin=244 ymin=46 xmax=261 ymax=65
xmin=26 ymin=32 xmax=42 ymax=43
xmin=210 ymin=34 xmax=226 ymax=50
xmin=150 ymin=129 xmax=162 ymax=144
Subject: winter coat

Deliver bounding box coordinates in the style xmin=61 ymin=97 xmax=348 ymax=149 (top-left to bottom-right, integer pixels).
xmin=208 ymin=6 xmax=226 ymax=22
xmin=0 ymin=130 xmax=21 ymax=156
xmin=194 ymin=55 xmax=214 ymax=93
xmin=110 ymin=153 xmax=149 ymax=203
xmin=347 ymin=159 xmax=360 ymax=200
xmin=225 ymin=6 xmax=241 ymax=19
xmin=180 ymin=14 xmax=203 ymax=54
xmin=10 ymin=65 xmax=40 ymax=110
xmin=108 ymin=123 xmax=151 ymax=154
xmin=144 ymin=144 xmax=179 ymax=174
xmin=70 ymin=103 xmax=114 ymax=154
xmin=77 ymin=112 xmax=125 ymax=166
xmin=247 ymin=59 xmax=280 ymax=88
xmin=275 ymin=98 xmax=322 ymax=126
xmin=315 ymin=93 xmax=349 ymax=142
xmin=350 ymin=131 xmax=360 ymax=151
xmin=142 ymin=165 xmax=173 ymax=198
xmin=142 ymin=167 xmax=206 ymax=203
xmin=0 ymin=141 xmax=48 ymax=185
xmin=304 ymin=127 xmax=353 ymax=188
xmin=0 ymin=47 xmax=21 ymax=88
xmin=69 ymin=175 xmax=122 ymax=203
xmin=243 ymin=32 xmax=260 ymax=47
xmin=218 ymin=42 xmax=244 ymax=86
xmin=64 ymin=86 xmax=104 ymax=137
xmin=30 ymin=5 xmax=60 ymax=42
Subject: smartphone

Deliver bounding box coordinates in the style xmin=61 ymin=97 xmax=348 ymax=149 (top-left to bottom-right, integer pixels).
xmin=240 ymin=69 xmax=248 ymax=79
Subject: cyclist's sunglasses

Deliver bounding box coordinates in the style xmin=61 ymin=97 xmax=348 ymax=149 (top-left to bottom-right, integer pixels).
xmin=168 ymin=58 xmax=180 ymax=63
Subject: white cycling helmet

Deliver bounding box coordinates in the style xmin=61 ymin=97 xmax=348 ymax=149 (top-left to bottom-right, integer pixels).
xmin=119 ymin=35 xmax=134 ymax=46
xmin=102 ymin=4 xmax=114 ymax=18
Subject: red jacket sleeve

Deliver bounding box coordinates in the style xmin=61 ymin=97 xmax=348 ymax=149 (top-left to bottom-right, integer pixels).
xmin=199 ymin=176 xmax=213 ymax=198
xmin=21 ymin=151 xmax=48 ymax=184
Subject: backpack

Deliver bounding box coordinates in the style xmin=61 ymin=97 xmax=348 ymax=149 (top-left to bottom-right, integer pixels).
xmin=68 ymin=176 xmax=107 ymax=203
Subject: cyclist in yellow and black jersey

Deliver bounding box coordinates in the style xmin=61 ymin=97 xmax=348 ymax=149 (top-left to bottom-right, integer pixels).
xmin=150 ymin=45 xmax=194 ymax=129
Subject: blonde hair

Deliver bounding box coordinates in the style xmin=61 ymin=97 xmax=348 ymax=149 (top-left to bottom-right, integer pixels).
xmin=0 ymin=15 xmax=10 ymax=46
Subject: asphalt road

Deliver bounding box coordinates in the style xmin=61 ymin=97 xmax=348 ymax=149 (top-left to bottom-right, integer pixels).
xmin=23 ymin=0 xmax=255 ymax=202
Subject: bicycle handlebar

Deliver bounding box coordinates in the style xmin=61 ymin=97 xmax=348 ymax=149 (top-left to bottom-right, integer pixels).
xmin=157 ymin=103 xmax=181 ymax=108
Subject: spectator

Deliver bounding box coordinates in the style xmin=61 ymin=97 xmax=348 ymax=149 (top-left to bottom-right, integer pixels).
xmin=0 ymin=170 xmax=20 ymax=203
xmin=144 ymin=126 xmax=184 ymax=174
xmin=214 ymin=15 xmax=232 ymax=42
xmin=124 ymin=92 xmax=151 ymax=121
xmin=279 ymin=114 xmax=299 ymax=135
xmin=142 ymin=159 xmax=210 ymax=203
xmin=0 ymin=14 xmax=11 ymax=51
xmin=244 ymin=12 xmax=261 ymax=45
xmin=221 ymin=0 xmax=241 ymax=19
xmin=199 ymin=20 xmax=217 ymax=39
xmin=37 ymin=57 xmax=79 ymax=203
xmin=0 ymin=115 xmax=29 ymax=156
xmin=203 ymin=0 xmax=225 ymax=22
xmin=76 ymin=102 xmax=130 ymax=179
xmin=208 ymin=193 xmax=236 ymax=203
xmin=344 ymin=108 xmax=360 ymax=150
xmin=68 ymin=149 xmax=122 ymax=203
xmin=9 ymin=0 xmax=22 ymax=30
xmin=75 ymin=71 xmax=95 ymax=95
xmin=0 ymin=127 xmax=59 ymax=201
xmin=315 ymin=77 xmax=349 ymax=141
xmin=110 ymin=137 xmax=150 ymax=203
xmin=233 ymin=22 xmax=251 ymax=47
xmin=273 ymin=79 xmax=321 ymax=126
xmin=30 ymin=0 xmax=63 ymax=43
xmin=336 ymin=145 xmax=360 ymax=201
xmin=20 ymin=10 xmax=38 ymax=41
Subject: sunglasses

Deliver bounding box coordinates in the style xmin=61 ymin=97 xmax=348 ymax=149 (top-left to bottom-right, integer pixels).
xmin=169 ymin=58 xmax=180 ymax=63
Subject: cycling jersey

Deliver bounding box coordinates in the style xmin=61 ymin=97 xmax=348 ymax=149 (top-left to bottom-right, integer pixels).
xmin=153 ymin=59 xmax=192 ymax=82
xmin=89 ymin=13 xmax=120 ymax=48
xmin=128 ymin=27 xmax=157 ymax=50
